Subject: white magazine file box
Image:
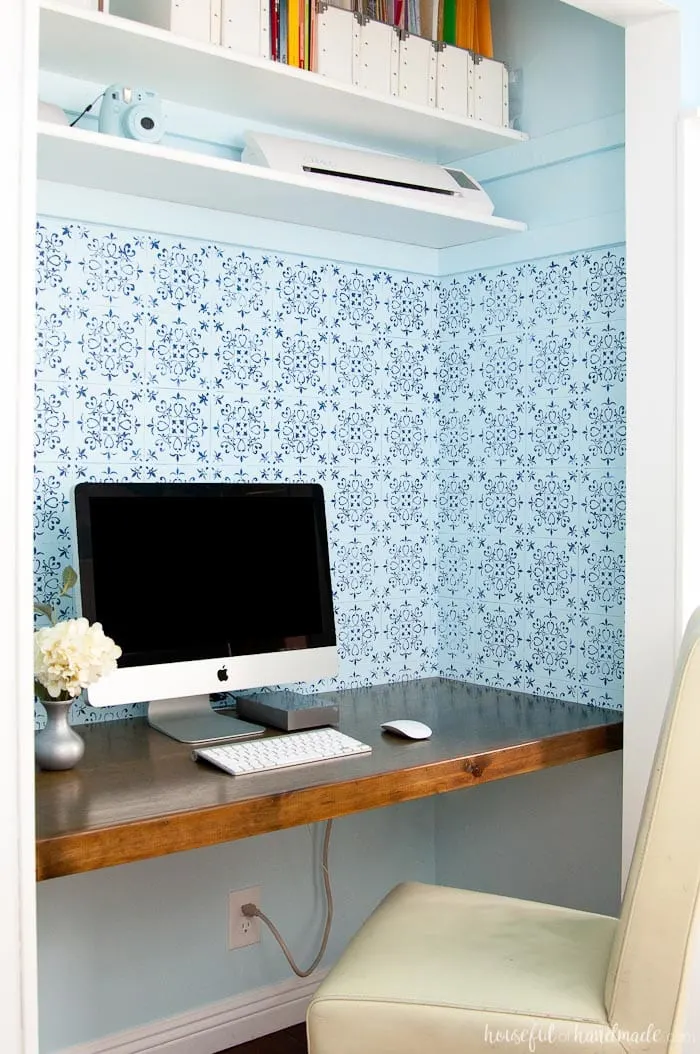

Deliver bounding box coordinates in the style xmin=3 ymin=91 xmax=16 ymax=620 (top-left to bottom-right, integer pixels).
xmin=473 ymin=53 xmax=509 ymax=127
xmin=315 ymin=3 xmax=354 ymax=85
xmin=352 ymin=15 xmax=399 ymax=99
xmin=221 ymin=0 xmax=270 ymax=58
xmin=109 ymin=0 xmax=213 ymax=42
xmin=397 ymin=31 xmax=436 ymax=108
xmin=435 ymin=42 xmax=508 ymax=127
xmin=435 ymin=41 xmax=470 ymax=118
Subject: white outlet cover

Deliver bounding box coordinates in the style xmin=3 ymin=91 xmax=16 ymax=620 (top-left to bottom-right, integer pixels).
xmin=228 ymin=886 xmax=261 ymax=950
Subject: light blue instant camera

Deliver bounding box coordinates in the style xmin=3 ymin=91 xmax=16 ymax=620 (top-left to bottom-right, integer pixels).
xmin=98 ymin=84 xmax=164 ymax=144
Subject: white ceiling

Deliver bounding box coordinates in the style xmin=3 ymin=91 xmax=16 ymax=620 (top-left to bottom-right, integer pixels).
xmin=559 ymin=0 xmax=676 ymax=26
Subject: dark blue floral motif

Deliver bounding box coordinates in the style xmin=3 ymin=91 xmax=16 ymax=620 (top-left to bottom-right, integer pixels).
xmin=436 ymin=540 xmax=471 ymax=597
xmin=385 ymin=540 xmax=428 ymax=593
xmin=527 ymin=614 xmax=574 ymax=675
xmin=479 ymin=541 xmax=519 ymax=601
xmin=82 ymin=311 xmax=141 ymax=382
xmin=332 ymin=541 xmax=376 ymax=598
xmin=439 ymin=410 xmax=472 ymax=467
xmin=149 ymin=321 xmax=205 ymax=388
xmin=581 ymin=251 xmax=626 ymax=319
xmin=34 ymin=471 xmax=68 ymax=536
xmin=337 ymin=604 xmax=378 ymax=666
xmin=581 ymin=545 xmax=625 ymax=613
xmin=529 ymin=403 xmax=576 ymax=466
xmin=276 ymin=330 xmax=324 ymax=391
xmin=387 ymin=277 xmax=429 ymax=335
xmin=528 ymin=471 xmax=576 ymax=537
xmin=581 ymin=398 xmax=625 ymax=465
xmin=583 ymin=324 xmax=626 ymax=390
xmin=83 ymin=232 xmax=143 ymax=301
xmin=215 ymin=251 xmax=265 ymax=316
xmin=439 ymin=600 xmax=471 ymax=658
xmin=528 ymin=330 xmax=575 ymax=395
xmin=386 ymin=409 xmax=427 ymax=463
xmin=530 ymin=261 xmax=576 ymax=325
xmin=480 ymin=335 xmax=523 ymax=394
xmin=276 ymin=401 xmax=323 ymax=460
xmin=479 ymin=270 xmax=523 ymax=332
xmin=36 ymin=309 xmax=69 ymax=376
xmin=332 ymin=406 xmax=377 ymax=464
xmin=151 ymin=242 xmax=205 ymax=308
xmin=215 ymin=326 xmax=266 ymax=388
xmin=581 ymin=618 xmax=624 ymax=685
xmin=438 ymin=342 xmax=473 ymax=399
xmin=334 ymin=269 xmax=379 ymax=329
xmin=481 ymin=473 xmax=522 ymax=533
xmin=386 ymin=341 xmax=430 ymax=399
xmin=148 ymin=392 xmax=206 ymax=462
xmin=277 ymin=261 xmax=326 ymax=323
xmin=581 ymin=473 xmax=625 ymax=539
xmin=437 ymin=279 xmax=473 ymax=335
xmin=527 ymin=542 xmax=575 ymax=605
xmin=482 ymin=408 xmax=524 ymax=465
xmin=386 ymin=473 xmax=427 ymax=528
xmin=438 ymin=473 xmax=472 ymax=526
xmin=36 ymin=224 xmax=69 ymax=291
xmin=478 ymin=606 xmax=522 ymax=667
xmin=212 ymin=396 xmax=266 ymax=461
xmin=333 ymin=472 xmax=379 ymax=529
xmin=385 ymin=600 xmax=428 ymax=658
xmin=76 ymin=388 xmax=141 ymax=457
xmin=332 ymin=336 xmax=380 ymax=393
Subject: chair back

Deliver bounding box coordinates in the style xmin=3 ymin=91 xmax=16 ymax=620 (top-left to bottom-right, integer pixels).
xmin=605 ymin=609 xmax=700 ymax=1048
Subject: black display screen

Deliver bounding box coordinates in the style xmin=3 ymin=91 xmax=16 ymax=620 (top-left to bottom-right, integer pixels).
xmin=74 ymin=483 xmax=336 ymax=667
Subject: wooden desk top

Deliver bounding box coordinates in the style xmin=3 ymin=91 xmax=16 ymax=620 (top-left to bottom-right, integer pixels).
xmin=35 ymin=678 xmax=622 ymax=881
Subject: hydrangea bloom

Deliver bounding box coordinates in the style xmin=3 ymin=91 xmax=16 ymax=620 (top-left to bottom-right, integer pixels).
xmin=34 ymin=617 xmax=121 ymax=699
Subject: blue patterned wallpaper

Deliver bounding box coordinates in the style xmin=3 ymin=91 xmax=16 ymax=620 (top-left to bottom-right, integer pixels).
xmin=436 ymin=251 xmax=626 ymax=709
xmin=34 ymin=217 xmax=625 ymax=724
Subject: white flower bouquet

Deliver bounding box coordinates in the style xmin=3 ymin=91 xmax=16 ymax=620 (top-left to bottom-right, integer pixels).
xmin=34 ymin=566 xmax=121 ymax=703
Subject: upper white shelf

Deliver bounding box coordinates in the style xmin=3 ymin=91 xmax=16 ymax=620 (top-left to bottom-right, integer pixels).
xmin=39 ymin=0 xmax=527 ymax=165
xmin=37 ymin=123 xmax=526 ymax=250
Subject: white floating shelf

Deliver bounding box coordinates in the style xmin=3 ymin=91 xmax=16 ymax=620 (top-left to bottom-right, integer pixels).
xmin=39 ymin=0 xmax=527 ymax=165
xmin=37 ymin=124 xmax=526 ymax=249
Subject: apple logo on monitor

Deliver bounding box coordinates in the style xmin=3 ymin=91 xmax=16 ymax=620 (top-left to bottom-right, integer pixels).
xmin=217 ymin=667 xmax=229 ymax=683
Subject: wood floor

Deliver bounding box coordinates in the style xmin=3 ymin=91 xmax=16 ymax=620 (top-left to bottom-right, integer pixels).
xmin=220 ymin=1023 xmax=308 ymax=1053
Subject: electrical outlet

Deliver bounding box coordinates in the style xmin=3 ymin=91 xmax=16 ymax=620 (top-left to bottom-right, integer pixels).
xmin=228 ymin=886 xmax=261 ymax=950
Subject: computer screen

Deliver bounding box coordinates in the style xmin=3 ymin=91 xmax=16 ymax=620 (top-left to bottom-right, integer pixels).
xmin=73 ymin=482 xmax=338 ymax=738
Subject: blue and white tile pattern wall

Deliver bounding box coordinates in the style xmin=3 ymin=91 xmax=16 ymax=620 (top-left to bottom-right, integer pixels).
xmin=436 ymin=251 xmax=626 ymax=709
xmin=34 ymin=217 xmax=625 ymax=724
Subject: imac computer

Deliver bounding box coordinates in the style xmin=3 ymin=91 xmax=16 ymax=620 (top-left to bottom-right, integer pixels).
xmin=74 ymin=482 xmax=338 ymax=744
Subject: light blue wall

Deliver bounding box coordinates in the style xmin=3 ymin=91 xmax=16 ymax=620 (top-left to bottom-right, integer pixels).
xmin=37 ymin=802 xmax=436 ymax=1051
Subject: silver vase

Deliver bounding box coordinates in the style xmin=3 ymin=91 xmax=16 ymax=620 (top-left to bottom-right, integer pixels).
xmin=35 ymin=698 xmax=85 ymax=771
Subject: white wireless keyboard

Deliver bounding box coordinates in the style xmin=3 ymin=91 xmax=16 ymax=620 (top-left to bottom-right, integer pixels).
xmin=192 ymin=727 xmax=372 ymax=776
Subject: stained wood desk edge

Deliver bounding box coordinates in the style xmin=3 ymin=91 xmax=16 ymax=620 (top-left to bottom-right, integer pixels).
xmin=36 ymin=721 xmax=622 ymax=881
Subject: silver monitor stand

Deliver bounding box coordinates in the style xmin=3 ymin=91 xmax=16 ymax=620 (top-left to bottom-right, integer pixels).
xmin=147 ymin=695 xmax=266 ymax=745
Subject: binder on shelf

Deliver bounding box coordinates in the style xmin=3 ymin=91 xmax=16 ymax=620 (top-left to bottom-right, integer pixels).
xmin=110 ymin=0 xmax=212 ymax=43
xmin=352 ymin=15 xmax=399 ymax=99
xmin=221 ymin=0 xmax=271 ymax=58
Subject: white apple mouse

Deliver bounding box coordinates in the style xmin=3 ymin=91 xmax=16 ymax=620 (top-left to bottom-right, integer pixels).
xmin=381 ymin=719 xmax=432 ymax=740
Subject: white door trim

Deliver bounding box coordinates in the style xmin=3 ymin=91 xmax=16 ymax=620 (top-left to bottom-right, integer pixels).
xmin=1 ymin=1 xmax=39 ymax=1054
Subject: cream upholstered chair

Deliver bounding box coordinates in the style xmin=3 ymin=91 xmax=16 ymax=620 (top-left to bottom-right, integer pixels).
xmin=307 ymin=610 xmax=700 ymax=1054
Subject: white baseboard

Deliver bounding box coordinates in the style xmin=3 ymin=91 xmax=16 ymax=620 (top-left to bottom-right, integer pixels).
xmin=59 ymin=971 xmax=328 ymax=1054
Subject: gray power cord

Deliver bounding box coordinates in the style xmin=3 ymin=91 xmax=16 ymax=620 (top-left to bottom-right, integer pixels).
xmin=241 ymin=819 xmax=334 ymax=978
